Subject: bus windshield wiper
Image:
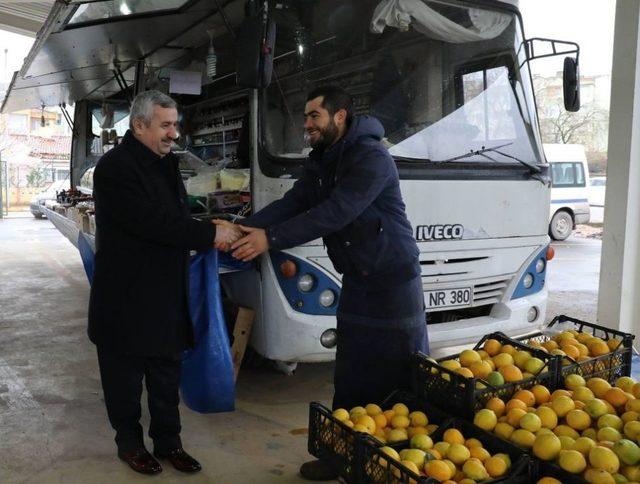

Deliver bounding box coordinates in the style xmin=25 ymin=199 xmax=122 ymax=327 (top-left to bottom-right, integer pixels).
xmin=392 ymin=155 xmax=433 ymax=163
xmin=438 ymin=142 xmax=542 ymax=175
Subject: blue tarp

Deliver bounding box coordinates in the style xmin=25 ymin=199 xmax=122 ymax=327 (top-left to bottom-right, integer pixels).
xmin=181 ymin=249 xmax=235 ymax=413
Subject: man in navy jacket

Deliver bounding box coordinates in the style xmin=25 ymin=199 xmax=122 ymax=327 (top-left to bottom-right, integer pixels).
xmin=231 ymin=86 xmax=429 ymax=480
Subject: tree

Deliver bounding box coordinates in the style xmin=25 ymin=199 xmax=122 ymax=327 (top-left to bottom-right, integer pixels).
xmin=26 ymin=166 xmax=47 ymax=187
xmin=539 ymin=101 xmax=609 ymax=145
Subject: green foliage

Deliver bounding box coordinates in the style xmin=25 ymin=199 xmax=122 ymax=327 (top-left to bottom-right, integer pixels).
xmin=26 ymin=167 xmax=47 ymax=187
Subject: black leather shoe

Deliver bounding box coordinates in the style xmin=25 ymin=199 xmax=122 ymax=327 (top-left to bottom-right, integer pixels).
xmin=118 ymin=448 xmax=162 ymax=475
xmin=300 ymin=459 xmax=339 ymax=481
xmin=154 ymin=448 xmax=201 ymax=473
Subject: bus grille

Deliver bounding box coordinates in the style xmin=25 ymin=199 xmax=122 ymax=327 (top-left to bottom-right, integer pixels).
xmin=473 ymin=277 xmax=511 ymax=306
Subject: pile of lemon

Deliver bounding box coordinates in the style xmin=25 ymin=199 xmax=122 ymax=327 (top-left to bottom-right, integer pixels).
xmin=373 ymin=427 xmax=512 ymax=483
xmin=473 ymin=373 xmax=640 ymax=483
xmin=331 ymin=402 xmax=437 ymax=444
xmin=437 ymin=338 xmax=550 ymax=388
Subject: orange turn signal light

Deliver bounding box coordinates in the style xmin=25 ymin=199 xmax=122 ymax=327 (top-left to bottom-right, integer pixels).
xmin=546 ymin=245 xmax=555 ymax=261
xmin=280 ymin=259 xmax=297 ymax=278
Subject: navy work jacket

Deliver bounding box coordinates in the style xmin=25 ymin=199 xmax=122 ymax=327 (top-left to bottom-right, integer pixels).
xmin=243 ymin=115 xmax=420 ymax=291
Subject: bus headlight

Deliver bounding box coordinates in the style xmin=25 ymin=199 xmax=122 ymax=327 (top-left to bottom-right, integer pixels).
xmin=527 ymin=306 xmax=539 ymax=322
xmin=297 ymin=274 xmax=315 ymax=292
xmin=523 ymin=273 xmax=534 ymax=289
xmin=535 ymin=259 xmax=546 ymax=273
xmin=319 ymin=289 xmax=335 ymax=307
xmin=320 ymin=329 xmax=337 ymax=348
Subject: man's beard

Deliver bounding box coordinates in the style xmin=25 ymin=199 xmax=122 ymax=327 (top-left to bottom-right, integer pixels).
xmin=308 ymin=120 xmax=339 ymax=150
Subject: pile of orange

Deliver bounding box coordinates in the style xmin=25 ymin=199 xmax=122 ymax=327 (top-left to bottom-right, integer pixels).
xmin=436 ymin=338 xmax=550 ymax=388
xmin=525 ymin=329 xmax=623 ymax=363
xmin=472 ymin=374 xmax=640 ymax=483
xmin=331 ymin=402 xmax=438 ymax=444
xmin=373 ymin=427 xmax=512 ymax=483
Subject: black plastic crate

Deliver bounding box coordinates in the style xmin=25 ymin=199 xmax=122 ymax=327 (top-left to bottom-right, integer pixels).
xmin=529 ymin=457 xmax=587 ymax=483
xmin=515 ymin=314 xmax=634 ymax=385
xmin=308 ymin=391 xmax=450 ymax=483
xmin=413 ymin=332 xmax=560 ymax=420
xmin=361 ymin=416 xmax=530 ymax=483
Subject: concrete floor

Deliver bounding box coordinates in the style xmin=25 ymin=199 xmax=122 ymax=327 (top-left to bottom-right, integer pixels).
xmin=0 ymin=216 xmax=336 ymax=484
xmin=0 ymin=215 xmax=603 ymax=483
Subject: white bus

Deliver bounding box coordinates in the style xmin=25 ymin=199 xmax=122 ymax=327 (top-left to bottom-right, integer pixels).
xmin=2 ymin=0 xmax=580 ymax=368
xmin=545 ymin=143 xmax=591 ymax=241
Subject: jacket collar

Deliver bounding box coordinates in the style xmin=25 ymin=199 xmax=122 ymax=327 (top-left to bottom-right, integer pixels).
xmin=121 ymin=130 xmax=169 ymax=166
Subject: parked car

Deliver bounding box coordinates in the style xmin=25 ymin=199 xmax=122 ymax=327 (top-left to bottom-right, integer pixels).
xmin=545 ymin=143 xmax=591 ymax=241
xmin=30 ymin=179 xmax=68 ymax=219
xmin=589 ymin=176 xmax=606 ymax=207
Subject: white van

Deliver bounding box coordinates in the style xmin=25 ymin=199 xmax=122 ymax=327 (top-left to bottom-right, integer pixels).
xmin=545 ymin=144 xmax=591 ymax=241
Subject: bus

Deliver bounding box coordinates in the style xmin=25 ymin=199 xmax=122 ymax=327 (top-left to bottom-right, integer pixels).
xmin=545 ymin=143 xmax=591 ymax=241
xmin=2 ymin=0 xmax=580 ymax=368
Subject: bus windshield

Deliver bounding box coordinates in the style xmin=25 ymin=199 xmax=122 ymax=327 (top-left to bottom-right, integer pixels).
xmin=262 ymin=0 xmax=541 ymax=167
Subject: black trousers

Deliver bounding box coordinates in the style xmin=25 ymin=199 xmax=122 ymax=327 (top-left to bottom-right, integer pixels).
xmin=97 ymin=346 xmax=183 ymax=453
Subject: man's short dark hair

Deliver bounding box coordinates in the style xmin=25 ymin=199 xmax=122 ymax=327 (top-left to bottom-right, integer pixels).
xmin=306 ymin=85 xmax=354 ymax=123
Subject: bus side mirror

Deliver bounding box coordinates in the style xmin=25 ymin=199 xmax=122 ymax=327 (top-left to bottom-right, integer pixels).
xmin=563 ymin=56 xmax=580 ymax=112
xmin=236 ymin=15 xmax=276 ymax=88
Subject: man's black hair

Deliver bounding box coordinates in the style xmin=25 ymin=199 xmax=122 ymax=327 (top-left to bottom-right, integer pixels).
xmin=306 ymin=85 xmax=354 ymax=123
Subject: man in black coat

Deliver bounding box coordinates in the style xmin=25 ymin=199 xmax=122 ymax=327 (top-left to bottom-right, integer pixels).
xmin=89 ymin=90 xmax=240 ymax=475
xmin=229 ymin=86 xmax=429 ymax=480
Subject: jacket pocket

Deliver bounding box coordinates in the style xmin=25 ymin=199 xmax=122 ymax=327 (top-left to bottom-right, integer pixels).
xmin=345 ymin=217 xmax=387 ymax=276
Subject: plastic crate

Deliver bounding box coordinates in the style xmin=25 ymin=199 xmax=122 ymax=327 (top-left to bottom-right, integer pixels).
xmin=307 ymin=391 xmax=450 ymax=483
xmin=529 ymin=458 xmax=587 ymax=483
xmin=413 ymin=332 xmax=560 ymax=420
xmin=515 ymin=314 xmax=634 ymax=385
xmin=361 ymin=416 xmax=530 ymax=483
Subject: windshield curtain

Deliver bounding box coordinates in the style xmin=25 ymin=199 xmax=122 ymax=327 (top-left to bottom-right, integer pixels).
xmin=262 ymin=0 xmax=540 ymax=168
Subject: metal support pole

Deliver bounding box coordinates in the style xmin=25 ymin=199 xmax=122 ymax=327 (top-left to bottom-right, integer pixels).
xmin=0 ymin=151 xmax=3 ymax=219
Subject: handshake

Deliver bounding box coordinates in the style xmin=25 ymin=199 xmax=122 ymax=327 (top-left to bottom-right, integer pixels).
xmin=211 ymin=219 xmax=269 ymax=262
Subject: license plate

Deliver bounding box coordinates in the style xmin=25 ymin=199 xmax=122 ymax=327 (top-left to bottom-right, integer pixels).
xmin=425 ymin=287 xmax=472 ymax=310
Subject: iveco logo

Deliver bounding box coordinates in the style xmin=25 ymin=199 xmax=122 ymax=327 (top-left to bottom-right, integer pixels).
xmin=416 ymin=224 xmax=464 ymax=241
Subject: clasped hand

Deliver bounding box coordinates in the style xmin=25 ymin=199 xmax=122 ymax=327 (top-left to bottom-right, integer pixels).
xmin=211 ymin=219 xmax=269 ymax=261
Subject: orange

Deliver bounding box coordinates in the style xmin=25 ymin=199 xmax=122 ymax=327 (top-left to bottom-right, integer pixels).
xmin=574 ymin=343 xmax=589 ymax=357
xmin=483 ymin=338 xmax=502 ymax=356
xmin=561 ymin=344 xmax=580 ymax=360
xmin=589 ymin=340 xmax=611 ymax=357
xmin=587 ymin=378 xmax=612 ymax=398
xmin=425 ymin=448 xmax=441 ymax=460
xmin=469 ymin=446 xmax=491 ymax=462
xmin=469 ymin=360 xmax=492 ymax=379
xmin=456 ymin=367 xmax=475 ymax=379
xmin=486 ymin=397 xmax=506 ymax=417
xmin=499 ymin=365 xmax=523 ymax=382
xmin=552 ymin=396 xmax=576 ymax=418
xmin=465 ymin=438 xmax=482 ymax=448
xmin=424 ymin=460 xmax=452 ymax=481
xmin=608 ymin=338 xmax=623 ymax=351
xmin=507 ymin=408 xmax=527 ymax=427
xmin=513 ymin=389 xmax=536 ymax=407
xmin=443 ymin=428 xmax=465 ymax=445
xmin=374 ymin=414 xmax=387 ymax=429
xmin=531 ymin=385 xmax=551 ymax=405
xmin=505 ymin=399 xmax=527 ymax=412
xmin=383 ymin=409 xmax=395 ymax=422
xmin=501 ymin=344 xmax=517 ymax=355
xmin=605 ymin=387 xmax=629 ymax=408
xmin=565 ymin=410 xmax=592 ymax=431
xmin=484 ymin=456 xmax=508 ymax=478
xmin=551 ymin=389 xmax=572 ymax=400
